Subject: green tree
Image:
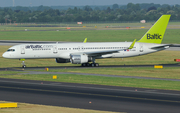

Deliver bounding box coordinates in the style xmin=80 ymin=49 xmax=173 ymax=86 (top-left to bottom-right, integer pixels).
xmin=106 ymin=7 xmax=111 ymax=13
xmin=83 ymin=5 xmax=92 ymax=12
xmin=112 ymin=4 xmax=119 ymax=10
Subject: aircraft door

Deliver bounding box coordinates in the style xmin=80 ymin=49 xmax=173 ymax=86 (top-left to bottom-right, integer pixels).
xmin=21 ymin=46 xmax=25 ymax=54
xmin=53 ymin=45 xmax=58 ymax=53
xmin=139 ymin=44 xmax=143 ymax=52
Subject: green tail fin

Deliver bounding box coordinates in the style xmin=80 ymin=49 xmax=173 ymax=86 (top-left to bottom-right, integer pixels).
xmin=137 ymin=15 xmax=171 ymax=44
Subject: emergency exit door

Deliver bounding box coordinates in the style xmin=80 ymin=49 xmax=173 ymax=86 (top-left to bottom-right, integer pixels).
xmin=21 ymin=46 xmax=25 ymax=54
xmin=53 ymin=45 xmax=58 ymax=53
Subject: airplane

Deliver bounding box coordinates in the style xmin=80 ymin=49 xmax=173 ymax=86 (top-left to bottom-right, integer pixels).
xmin=2 ymin=15 xmax=171 ymax=68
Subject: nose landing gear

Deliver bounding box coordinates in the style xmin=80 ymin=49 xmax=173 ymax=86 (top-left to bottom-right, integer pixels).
xmin=22 ymin=61 xmax=26 ymax=68
xmin=19 ymin=59 xmax=26 ymax=68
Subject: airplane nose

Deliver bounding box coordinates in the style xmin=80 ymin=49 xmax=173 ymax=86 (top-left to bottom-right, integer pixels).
xmin=2 ymin=52 xmax=9 ymax=58
xmin=2 ymin=53 xmax=6 ymax=58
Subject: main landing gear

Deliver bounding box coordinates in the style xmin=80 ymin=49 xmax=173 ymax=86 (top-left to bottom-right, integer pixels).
xmin=81 ymin=58 xmax=99 ymax=67
xmin=81 ymin=63 xmax=99 ymax=67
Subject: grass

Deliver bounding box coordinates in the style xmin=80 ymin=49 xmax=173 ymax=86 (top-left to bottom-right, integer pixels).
xmin=0 ymin=29 xmax=144 ymax=42
xmin=0 ymin=101 xmax=117 ymax=113
xmin=45 ymin=67 xmax=180 ymax=79
xmin=0 ymin=28 xmax=180 ymax=44
xmin=0 ymin=71 xmax=22 ymax=75
xmin=0 ymin=22 xmax=154 ymax=30
xmin=1 ymin=74 xmax=180 ymax=91
xmin=2 ymin=66 xmax=180 ymax=80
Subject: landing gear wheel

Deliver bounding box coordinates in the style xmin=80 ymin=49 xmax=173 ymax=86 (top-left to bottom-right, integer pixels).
xmin=81 ymin=63 xmax=91 ymax=67
xmin=95 ymin=63 xmax=99 ymax=67
xmin=91 ymin=58 xmax=99 ymax=67
xmin=90 ymin=63 xmax=99 ymax=67
xmin=81 ymin=63 xmax=86 ymax=67
xmin=86 ymin=63 xmax=90 ymax=67
xmin=91 ymin=63 xmax=95 ymax=67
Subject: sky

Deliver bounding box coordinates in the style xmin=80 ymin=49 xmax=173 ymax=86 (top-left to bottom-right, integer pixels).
xmin=0 ymin=0 xmax=180 ymax=7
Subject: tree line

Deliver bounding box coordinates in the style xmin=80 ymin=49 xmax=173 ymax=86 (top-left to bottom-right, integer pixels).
xmin=0 ymin=3 xmax=180 ymax=23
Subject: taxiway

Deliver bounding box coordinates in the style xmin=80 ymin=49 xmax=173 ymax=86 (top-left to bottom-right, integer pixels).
xmin=0 ymin=78 xmax=180 ymax=113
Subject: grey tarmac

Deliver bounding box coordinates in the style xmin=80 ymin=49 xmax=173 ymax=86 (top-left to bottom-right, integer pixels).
xmin=0 ymin=78 xmax=180 ymax=113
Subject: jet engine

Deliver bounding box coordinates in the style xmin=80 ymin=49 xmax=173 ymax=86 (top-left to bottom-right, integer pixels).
xmin=56 ymin=58 xmax=70 ymax=63
xmin=70 ymin=54 xmax=92 ymax=64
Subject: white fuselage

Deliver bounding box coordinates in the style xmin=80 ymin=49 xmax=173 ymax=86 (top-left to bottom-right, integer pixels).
xmin=2 ymin=42 xmax=166 ymax=59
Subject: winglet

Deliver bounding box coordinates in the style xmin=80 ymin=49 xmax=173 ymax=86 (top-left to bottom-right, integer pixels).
xmin=128 ymin=39 xmax=136 ymax=49
xmin=83 ymin=38 xmax=87 ymax=43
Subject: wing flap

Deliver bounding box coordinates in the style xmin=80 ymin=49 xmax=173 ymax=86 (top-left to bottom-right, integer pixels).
xmin=85 ymin=49 xmax=122 ymax=56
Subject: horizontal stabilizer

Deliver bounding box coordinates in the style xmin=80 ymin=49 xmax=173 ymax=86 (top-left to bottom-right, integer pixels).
xmin=150 ymin=44 xmax=172 ymax=49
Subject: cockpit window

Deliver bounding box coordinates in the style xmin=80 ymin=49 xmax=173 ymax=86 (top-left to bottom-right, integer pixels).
xmin=7 ymin=49 xmax=15 ymax=52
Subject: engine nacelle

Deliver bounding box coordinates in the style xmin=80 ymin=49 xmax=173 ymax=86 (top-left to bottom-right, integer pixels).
xmin=70 ymin=54 xmax=92 ymax=64
xmin=56 ymin=58 xmax=70 ymax=63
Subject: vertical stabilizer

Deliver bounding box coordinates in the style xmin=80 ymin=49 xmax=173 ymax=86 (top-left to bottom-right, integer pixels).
xmin=137 ymin=15 xmax=171 ymax=44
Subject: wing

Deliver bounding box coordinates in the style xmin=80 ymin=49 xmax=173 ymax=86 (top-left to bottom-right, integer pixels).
xmin=72 ymin=39 xmax=136 ymax=57
xmin=84 ymin=49 xmax=123 ymax=56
